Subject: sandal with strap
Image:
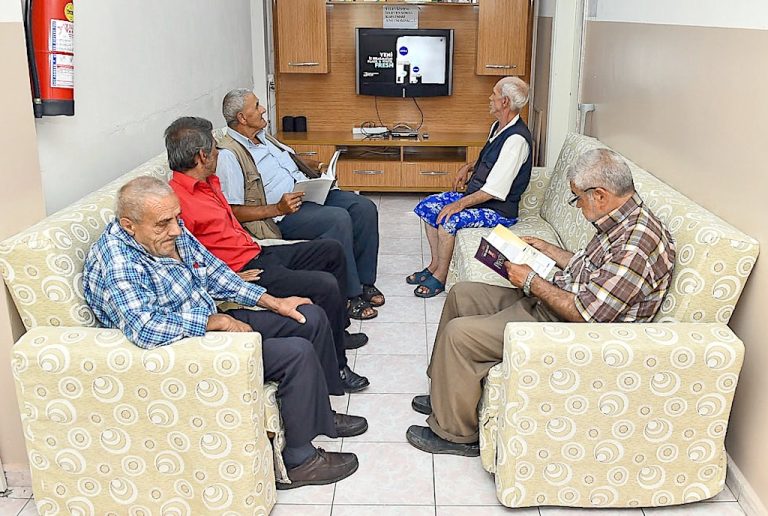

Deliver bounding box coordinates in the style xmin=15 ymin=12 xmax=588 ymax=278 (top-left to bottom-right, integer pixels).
xmin=348 ymin=296 xmax=378 ymax=320
xmin=362 ymin=284 xmax=385 ymax=307
xmin=406 ymin=267 xmax=434 ymax=285
xmin=414 ymin=276 xmax=445 ymax=299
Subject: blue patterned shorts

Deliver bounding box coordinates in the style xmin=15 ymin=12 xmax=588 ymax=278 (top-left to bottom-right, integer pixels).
xmin=413 ymin=191 xmax=517 ymax=236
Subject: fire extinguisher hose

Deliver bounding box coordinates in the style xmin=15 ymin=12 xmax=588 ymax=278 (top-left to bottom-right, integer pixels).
xmin=24 ymin=0 xmax=44 ymax=118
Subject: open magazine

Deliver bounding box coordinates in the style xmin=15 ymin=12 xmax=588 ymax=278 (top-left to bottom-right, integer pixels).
xmin=475 ymin=225 xmax=556 ymax=280
xmin=292 ymin=150 xmax=341 ymax=205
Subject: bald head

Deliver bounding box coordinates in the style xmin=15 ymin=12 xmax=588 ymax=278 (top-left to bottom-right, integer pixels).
xmin=116 ymin=176 xmax=175 ymax=223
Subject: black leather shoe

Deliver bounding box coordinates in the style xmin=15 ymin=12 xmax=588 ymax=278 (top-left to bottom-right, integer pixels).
xmin=334 ymin=411 xmax=368 ymax=437
xmin=411 ymin=395 xmax=431 ymax=415
xmin=406 ymin=425 xmax=480 ymax=457
xmin=344 ymin=331 xmax=369 ymax=350
xmin=340 ymin=366 xmax=370 ymax=393
xmin=276 ymin=448 xmax=359 ymax=490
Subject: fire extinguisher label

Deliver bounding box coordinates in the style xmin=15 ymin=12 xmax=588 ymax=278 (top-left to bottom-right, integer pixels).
xmin=51 ymin=54 xmax=74 ymax=89
xmin=50 ymin=20 xmax=74 ymax=53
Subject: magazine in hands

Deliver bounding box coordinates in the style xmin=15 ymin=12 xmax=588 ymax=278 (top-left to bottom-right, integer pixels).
xmin=292 ymin=150 xmax=341 ymax=205
xmin=475 ymin=225 xmax=556 ymax=281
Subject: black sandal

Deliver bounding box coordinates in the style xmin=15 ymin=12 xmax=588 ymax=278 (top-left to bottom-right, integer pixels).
xmin=348 ymin=296 xmax=378 ymax=320
xmin=362 ymin=284 xmax=385 ymax=307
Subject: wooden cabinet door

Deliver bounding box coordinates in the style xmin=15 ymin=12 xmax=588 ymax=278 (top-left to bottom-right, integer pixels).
xmin=476 ymin=0 xmax=529 ymax=76
xmin=402 ymin=162 xmax=459 ymax=191
xmin=337 ymin=161 xmax=401 ymax=189
xmin=276 ymin=0 xmax=328 ymax=74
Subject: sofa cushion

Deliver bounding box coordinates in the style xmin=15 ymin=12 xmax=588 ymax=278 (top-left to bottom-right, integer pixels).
xmin=539 ymin=133 xmax=604 ymax=252
xmin=0 ymin=154 xmax=170 ymax=330
xmin=446 ymin=216 xmax=562 ymax=290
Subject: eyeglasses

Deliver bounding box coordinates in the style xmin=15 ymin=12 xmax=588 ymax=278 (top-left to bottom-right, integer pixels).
xmin=568 ymin=187 xmax=597 ymax=206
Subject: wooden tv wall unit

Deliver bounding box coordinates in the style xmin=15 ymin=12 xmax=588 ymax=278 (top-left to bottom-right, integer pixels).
xmin=274 ymin=0 xmax=533 ymax=192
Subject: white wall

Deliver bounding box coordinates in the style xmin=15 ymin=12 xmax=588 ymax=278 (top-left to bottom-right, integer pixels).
xmin=0 ymin=0 xmax=21 ymax=22
xmin=588 ymin=0 xmax=768 ymax=29
xmin=35 ymin=0 xmax=256 ymax=213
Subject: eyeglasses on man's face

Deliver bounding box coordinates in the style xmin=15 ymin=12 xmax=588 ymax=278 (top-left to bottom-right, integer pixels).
xmin=568 ymin=187 xmax=597 ymax=207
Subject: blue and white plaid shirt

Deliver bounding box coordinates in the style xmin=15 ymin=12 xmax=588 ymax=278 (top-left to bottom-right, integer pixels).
xmin=83 ymin=219 xmax=266 ymax=349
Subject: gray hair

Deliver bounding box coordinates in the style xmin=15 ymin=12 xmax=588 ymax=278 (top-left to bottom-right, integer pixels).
xmin=164 ymin=116 xmax=215 ymax=172
xmin=222 ymin=88 xmax=253 ymax=127
xmin=116 ymin=176 xmax=174 ymax=222
xmin=566 ymin=148 xmax=635 ymax=196
xmin=499 ymin=77 xmax=529 ymax=111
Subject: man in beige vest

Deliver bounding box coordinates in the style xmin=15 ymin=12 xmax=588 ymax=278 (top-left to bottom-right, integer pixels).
xmin=216 ymin=89 xmax=384 ymax=322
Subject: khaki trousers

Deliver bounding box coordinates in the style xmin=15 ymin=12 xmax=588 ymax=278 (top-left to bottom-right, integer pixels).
xmin=426 ymin=282 xmax=558 ymax=443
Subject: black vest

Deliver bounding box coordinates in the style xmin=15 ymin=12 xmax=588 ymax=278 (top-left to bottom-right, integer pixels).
xmin=465 ymin=117 xmax=533 ymax=219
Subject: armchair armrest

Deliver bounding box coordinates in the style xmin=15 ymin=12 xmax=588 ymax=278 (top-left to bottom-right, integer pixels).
xmin=492 ymin=322 xmax=743 ymax=508
xmin=11 ymin=326 xmax=276 ymax=514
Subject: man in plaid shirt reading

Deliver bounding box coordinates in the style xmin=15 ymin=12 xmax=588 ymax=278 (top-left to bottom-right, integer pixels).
xmin=407 ymin=148 xmax=676 ymax=456
xmin=83 ymin=176 xmax=366 ymax=489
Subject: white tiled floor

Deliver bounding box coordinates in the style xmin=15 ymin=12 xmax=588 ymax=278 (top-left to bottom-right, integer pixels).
xmin=0 ymin=193 xmax=747 ymax=515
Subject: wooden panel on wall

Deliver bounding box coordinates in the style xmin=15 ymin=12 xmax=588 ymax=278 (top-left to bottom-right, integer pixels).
xmin=276 ymin=4 xmax=530 ymax=134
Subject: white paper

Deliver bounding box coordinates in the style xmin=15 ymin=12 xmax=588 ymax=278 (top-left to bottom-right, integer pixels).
xmin=50 ymin=19 xmax=74 ymax=53
xmin=293 ymin=177 xmax=335 ymax=205
xmin=50 ymin=54 xmax=74 ymax=89
xmin=383 ymin=6 xmax=419 ymax=29
xmin=486 ymin=225 xmax=556 ymax=278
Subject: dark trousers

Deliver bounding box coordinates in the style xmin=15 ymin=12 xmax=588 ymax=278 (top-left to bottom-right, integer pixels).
xmin=242 ymin=239 xmax=350 ymax=370
xmin=228 ymin=305 xmax=340 ymax=448
xmin=277 ymin=190 xmax=379 ymax=298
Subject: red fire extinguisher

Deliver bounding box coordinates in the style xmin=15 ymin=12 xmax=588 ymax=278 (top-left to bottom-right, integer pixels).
xmin=24 ymin=0 xmax=75 ymax=117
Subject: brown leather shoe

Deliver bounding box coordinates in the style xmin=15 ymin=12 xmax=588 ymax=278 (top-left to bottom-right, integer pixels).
xmin=276 ymin=448 xmax=359 ymax=490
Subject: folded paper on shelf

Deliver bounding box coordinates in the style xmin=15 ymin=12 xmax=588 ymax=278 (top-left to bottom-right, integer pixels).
xmin=475 ymin=225 xmax=556 ymax=280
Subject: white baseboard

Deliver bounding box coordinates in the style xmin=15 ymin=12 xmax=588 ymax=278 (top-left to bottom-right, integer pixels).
xmin=727 ymin=453 xmax=768 ymax=516
xmin=1 ymin=464 xmax=31 ymax=489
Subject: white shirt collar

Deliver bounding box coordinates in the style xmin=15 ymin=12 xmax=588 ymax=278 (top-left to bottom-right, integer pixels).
xmin=489 ymin=114 xmax=520 ymax=142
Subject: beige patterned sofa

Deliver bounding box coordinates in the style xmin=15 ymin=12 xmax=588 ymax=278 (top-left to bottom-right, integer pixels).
xmin=0 ymin=133 xmax=292 ymax=514
xmin=448 ymin=133 xmax=759 ymax=508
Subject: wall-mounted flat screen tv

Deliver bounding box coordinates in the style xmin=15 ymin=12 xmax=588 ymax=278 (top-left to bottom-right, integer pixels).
xmin=356 ymin=28 xmax=454 ymax=97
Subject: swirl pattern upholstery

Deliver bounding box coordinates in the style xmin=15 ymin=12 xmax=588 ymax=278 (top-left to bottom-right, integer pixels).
xmin=0 ymin=133 xmax=295 ymax=513
xmin=11 ymin=328 xmax=275 ymax=515
xmin=450 ymin=133 xmax=759 ymax=508
xmin=484 ymin=323 xmax=744 ymax=508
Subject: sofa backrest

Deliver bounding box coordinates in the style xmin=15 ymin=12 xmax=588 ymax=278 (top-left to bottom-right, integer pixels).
xmin=539 ymin=133 xmax=759 ymax=324
xmin=0 ymin=154 xmax=171 ymax=330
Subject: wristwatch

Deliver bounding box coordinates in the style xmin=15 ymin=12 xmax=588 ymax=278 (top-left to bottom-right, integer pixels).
xmin=522 ymin=271 xmax=538 ymax=297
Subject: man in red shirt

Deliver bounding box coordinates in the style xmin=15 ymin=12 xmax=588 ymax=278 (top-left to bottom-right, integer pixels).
xmin=166 ymin=116 xmax=368 ymax=393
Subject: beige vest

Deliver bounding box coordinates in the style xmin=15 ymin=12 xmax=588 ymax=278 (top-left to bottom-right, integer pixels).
xmin=217 ymin=133 xmax=282 ymax=240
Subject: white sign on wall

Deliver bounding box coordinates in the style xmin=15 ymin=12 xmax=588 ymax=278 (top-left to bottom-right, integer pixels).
xmin=383 ymin=6 xmax=418 ymax=29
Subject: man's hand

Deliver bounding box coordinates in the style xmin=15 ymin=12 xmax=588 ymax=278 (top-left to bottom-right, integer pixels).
xmin=206 ymin=313 xmax=252 ymax=332
xmin=237 ymin=269 xmax=263 ymax=282
xmin=522 ymin=236 xmax=550 ymax=254
xmin=257 ymin=293 xmax=313 ymax=324
xmin=453 ymin=162 xmax=473 ymax=191
xmin=436 ymin=201 xmax=464 ymax=225
xmin=276 ymin=191 xmax=305 ymax=215
xmin=504 ymin=261 xmax=534 ymax=289
xmin=522 ymin=236 xmax=574 ymax=268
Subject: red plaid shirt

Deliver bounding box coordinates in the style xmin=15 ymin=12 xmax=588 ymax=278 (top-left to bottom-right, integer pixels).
xmin=552 ymin=194 xmax=675 ymax=322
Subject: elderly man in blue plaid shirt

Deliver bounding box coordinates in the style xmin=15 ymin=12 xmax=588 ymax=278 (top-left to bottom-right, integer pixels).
xmin=83 ymin=176 xmax=366 ymax=489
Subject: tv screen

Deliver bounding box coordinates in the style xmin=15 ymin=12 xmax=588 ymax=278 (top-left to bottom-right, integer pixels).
xmin=356 ymin=28 xmax=454 ymax=97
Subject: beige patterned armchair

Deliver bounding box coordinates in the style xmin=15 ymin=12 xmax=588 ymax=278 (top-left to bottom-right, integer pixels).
xmin=448 ymin=133 xmax=759 ymax=508
xmin=0 ymin=145 xmax=288 ymax=514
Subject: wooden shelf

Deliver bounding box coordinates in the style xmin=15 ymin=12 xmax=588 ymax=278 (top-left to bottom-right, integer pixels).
xmin=277 ymin=131 xmax=487 ymax=147
xmin=277 ymin=131 xmax=485 ymax=192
